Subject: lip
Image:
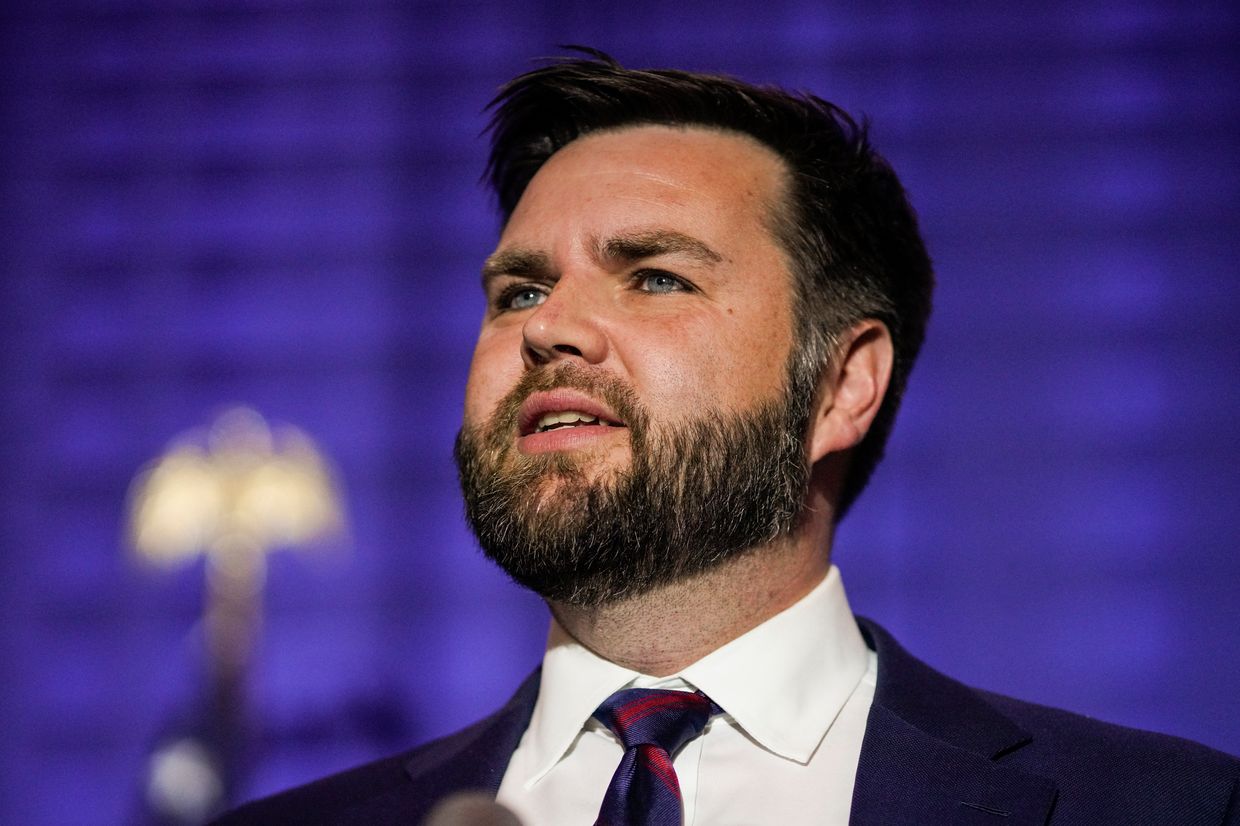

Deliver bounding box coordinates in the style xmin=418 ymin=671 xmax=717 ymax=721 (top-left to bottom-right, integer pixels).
xmin=515 ymin=389 xmax=627 ymax=455
xmin=518 ymin=423 xmax=626 ymax=455
xmin=517 ymin=389 xmax=626 ymax=437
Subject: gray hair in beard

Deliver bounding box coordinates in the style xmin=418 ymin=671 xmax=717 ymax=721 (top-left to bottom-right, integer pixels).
xmin=454 ymin=361 xmax=816 ymax=607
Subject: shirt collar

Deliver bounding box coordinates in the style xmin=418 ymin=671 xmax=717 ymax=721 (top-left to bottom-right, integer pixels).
xmin=680 ymin=565 xmax=868 ymax=763
xmin=521 ymin=617 xmax=640 ymax=787
xmin=518 ymin=565 xmax=869 ymax=786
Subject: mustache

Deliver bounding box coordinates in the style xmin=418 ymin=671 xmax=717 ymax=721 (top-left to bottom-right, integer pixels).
xmin=490 ymin=363 xmax=646 ymax=436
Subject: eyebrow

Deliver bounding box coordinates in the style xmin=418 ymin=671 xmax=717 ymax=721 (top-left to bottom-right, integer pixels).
xmin=480 ymin=248 xmax=553 ymax=287
xmin=480 ymin=229 xmax=724 ymax=288
xmin=594 ymin=230 xmax=723 ymax=268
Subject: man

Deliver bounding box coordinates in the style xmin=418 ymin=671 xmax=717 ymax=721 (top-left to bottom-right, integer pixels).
xmin=217 ymin=52 xmax=1238 ymax=825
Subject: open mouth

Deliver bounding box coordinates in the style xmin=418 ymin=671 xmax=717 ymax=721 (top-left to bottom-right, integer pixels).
xmin=533 ymin=410 xmax=623 ymax=433
xmin=517 ymin=390 xmax=628 ymax=438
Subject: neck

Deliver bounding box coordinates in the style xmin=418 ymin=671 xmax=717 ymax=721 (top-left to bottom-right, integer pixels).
xmin=548 ymin=511 xmax=834 ymax=676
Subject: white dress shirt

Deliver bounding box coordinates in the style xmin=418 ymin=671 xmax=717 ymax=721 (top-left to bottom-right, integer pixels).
xmin=496 ymin=566 xmax=877 ymax=825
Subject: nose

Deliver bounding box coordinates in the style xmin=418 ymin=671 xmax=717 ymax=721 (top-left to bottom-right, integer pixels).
xmin=521 ymin=277 xmax=609 ymax=368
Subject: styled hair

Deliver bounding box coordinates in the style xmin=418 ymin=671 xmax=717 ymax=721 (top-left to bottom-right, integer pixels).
xmin=484 ymin=49 xmax=934 ymax=518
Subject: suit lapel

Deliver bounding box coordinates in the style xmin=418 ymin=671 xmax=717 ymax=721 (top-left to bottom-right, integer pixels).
xmin=850 ymin=620 xmax=1058 ymax=826
xmin=402 ymin=668 xmax=540 ymax=794
xmin=339 ymin=670 xmax=541 ymax=825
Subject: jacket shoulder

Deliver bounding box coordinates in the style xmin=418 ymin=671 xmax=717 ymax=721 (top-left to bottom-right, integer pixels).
xmin=210 ymin=748 xmax=416 ymax=826
xmin=211 ymin=670 xmax=541 ymax=826
xmin=979 ymin=689 xmax=1240 ymax=824
xmin=856 ymin=617 xmax=1239 ymax=825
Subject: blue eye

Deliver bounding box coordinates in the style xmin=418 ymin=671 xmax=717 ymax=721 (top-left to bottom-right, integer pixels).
xmin=503 ymin=287 xmax=547 ymax=310
xmin=638 ymin=271 xmax=687 ymax=294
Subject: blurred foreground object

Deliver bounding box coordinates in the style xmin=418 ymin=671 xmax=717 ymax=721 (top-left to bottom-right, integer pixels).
xmin=129 ymin=406 xmax=345 ymax=678
xmin=424 ymin=793 xmax=524 ymax=826
xmin=128 ymin=407 xmax=347 ymax=824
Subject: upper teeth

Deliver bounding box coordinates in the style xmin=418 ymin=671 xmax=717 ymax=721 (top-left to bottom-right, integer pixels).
xmin=536 ymin=411 xmax=609 ymax=432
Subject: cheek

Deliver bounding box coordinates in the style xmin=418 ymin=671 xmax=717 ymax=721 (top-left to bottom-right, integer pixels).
xmin=624 ymin=314 xmax=782 ymax=412
xmin=609 ymin=315 xmax=700 ymax=410
xmin=462 ymin=330 xmax=523 ymax=424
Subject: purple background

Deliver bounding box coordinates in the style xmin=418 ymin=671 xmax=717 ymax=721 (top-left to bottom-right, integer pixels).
xmin=2 ymin=2 xmax=1238 ymax=823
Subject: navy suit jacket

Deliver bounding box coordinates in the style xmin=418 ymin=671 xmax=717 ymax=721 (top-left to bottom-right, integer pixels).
xmin=215 ymin=619 xmax=1239 ymax=824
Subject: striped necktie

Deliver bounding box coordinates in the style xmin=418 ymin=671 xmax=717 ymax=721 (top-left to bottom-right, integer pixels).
xmin=592 ymin=688 xmax=722 ymax=826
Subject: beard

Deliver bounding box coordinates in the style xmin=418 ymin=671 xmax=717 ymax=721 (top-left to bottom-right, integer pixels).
xmin=454 ymin=362 xmax=815 ymax=607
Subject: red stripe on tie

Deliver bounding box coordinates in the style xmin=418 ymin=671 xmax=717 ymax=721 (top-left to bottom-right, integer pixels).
xmin=614 ymin=693 xmax=702 ymax=728
xmin=640 ymin=744 xmax=682 ymax=797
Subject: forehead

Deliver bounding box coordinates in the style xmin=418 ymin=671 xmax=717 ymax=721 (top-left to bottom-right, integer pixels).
xmin=503 ymin=124 xmax=792 ymax=246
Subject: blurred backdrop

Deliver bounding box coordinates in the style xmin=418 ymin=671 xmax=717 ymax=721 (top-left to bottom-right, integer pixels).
xmin=2 ymin=1 xmax=1238 ymax=823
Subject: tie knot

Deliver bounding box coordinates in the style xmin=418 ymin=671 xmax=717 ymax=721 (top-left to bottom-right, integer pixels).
xmin=593 ymin=688 xmax=719 ymax=755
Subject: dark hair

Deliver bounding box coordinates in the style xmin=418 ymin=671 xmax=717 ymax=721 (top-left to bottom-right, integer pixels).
xmin=484 ymin=49 xmax=933 ymax=519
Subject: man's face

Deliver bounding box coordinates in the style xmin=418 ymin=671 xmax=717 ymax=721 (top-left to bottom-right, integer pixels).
xmin=456 ymin=125 xmax=812 ymax=605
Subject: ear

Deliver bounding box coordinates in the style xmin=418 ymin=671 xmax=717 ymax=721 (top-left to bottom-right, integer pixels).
xmin=807 ymin=320 xmax=894 ymax=465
